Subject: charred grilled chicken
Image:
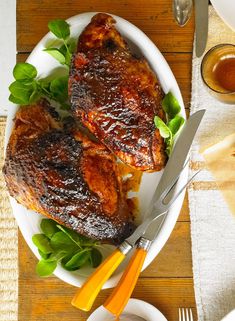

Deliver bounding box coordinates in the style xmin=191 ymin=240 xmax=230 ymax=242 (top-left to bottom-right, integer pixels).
xmin=3 ymin=101 xmax=134 ymax=243
xmin=69 ymin=13 xmax=167 ymax=172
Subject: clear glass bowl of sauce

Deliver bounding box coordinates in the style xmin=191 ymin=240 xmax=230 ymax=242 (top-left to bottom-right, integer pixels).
xmin=201 ymin=44 xmax=235 ymax=104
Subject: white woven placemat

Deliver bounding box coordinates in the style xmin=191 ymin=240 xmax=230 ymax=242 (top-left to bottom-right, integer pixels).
xmin=189 ymin=6 xmax=235 ymax=321
xmin=0 ymin=117 xmax=18 ymax=321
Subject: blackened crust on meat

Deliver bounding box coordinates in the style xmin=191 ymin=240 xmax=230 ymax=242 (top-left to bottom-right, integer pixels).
xmin=69 ymin=13 xmax=167 ymax=172
xmin=3 ymin=102 xmax=135 ymax=244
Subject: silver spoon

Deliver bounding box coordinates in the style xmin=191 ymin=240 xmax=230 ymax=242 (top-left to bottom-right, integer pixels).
xmin=173 ymin=0 xmax=193 ymax=26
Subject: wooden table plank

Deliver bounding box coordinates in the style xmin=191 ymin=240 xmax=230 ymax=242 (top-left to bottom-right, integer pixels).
xmin=17 ymin=0 xmax=194 ymax=53
xmin=17 ymin=1 xmax=195 ymax=320
xmin=142 ymin=221 xmax=192 ymax=277
xmin=19 ymin=278 xmax=196 ymax=321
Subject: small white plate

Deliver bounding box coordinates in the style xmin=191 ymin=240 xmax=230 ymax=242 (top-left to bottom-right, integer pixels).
xmin=221 ymin=309 xmax=235 ymax=321
xmin=211 ymin=0 xmax=235 ymax=31
xmin=5 ymin=12 xmax=187 ymax=288
xmin=87 ymin=298 xmax=168 ymax=321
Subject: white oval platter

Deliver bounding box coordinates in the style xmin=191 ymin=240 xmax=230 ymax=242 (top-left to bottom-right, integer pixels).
xmin=5 ymin=12 xmax=187 ymax=288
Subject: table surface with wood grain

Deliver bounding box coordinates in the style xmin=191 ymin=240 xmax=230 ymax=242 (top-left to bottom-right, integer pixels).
xmin=17 ymin=1 xmax=196 ymax=320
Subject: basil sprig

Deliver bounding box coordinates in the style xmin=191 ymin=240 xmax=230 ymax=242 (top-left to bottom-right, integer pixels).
xmin=8 ymin=19 xmax=76 ymax=108
xmin=154 ymin=92 xmax=185 ymax=156
xmin=9 ymin=62 xmax=69 ymax=109
xmin=44 ymin=19 xmax=76 ymax=67
xmin=32 ymin=219 xmax=103 ymax=277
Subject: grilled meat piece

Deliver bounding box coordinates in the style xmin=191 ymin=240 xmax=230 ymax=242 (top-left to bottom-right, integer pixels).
xmin=3 ymin=101 xmax=134 ymax=243
xmin=69 ymin=13 xmax=167 ymax=172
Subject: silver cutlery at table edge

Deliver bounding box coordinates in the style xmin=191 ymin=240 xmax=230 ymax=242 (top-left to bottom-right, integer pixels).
xmin=179 ymin=308 xmax=194 ymax=321
xmin=173 ymin=0 xmax=209 ymax=57
xmin=195 ymin=0 xmax=209 ymax=57
xmin=173 ymin=0 xmax=193 ymax=26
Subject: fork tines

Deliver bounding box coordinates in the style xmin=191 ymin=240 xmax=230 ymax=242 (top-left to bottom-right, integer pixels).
xmin=179 ymin=308 xmax=194 ymax=321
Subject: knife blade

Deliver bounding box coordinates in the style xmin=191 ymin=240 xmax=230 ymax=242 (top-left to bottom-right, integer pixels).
xmin=125 ymin=109 xmax=205 ymax=246
xmin=195 ymin=0 xmax=209 ymax=57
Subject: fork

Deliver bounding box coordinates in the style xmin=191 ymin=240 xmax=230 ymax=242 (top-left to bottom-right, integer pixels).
xmin=179 ymin=308 xmax=194 ymax=321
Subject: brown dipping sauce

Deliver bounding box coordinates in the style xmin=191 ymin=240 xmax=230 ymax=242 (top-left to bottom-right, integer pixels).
xmin=213 ymin=57 xmax=235 ymax=92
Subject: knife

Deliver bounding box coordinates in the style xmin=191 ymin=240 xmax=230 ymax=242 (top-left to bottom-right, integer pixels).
xmin=71 ymin=110 xmax=205 ymax=312
xmin=195 ymin=0 xmax=209 ymax=57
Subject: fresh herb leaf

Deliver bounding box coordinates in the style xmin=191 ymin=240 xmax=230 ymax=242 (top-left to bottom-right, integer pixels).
xmin=154 ymin=92 xmax=184 ymax=156
xmin=56 ymin=225 xmax=81 ymax=246
xmin=68 ymin=40 xmax=76 ymax=54
xmin=36 ymin=259 xmax=57 ymax=277
xmin=40 ymin=219 xmax=60 ymax=239
xmin=165 ymin=137 xmax=173 ymax=157
xmin=57 ymin=224 xmax=97 ymax=248
xmin=46 ymin=250 xmax=68 ymax=262
xmin=50 ymin=76 xmax=68 ymax=102
xmin=167 ymin=115 xmax=185 ymax=136
xmin=32 ymin=234 xmax=53 ymax=254
xmin=90 ymin=248 xmax=102 ymax=268
xmin=9 ymin=81 xmax=35 ymax=105
xmin=37 ymin=79 xmax=51 ymax=92
xmin=162 ymin=92 xmax=181 ymax=119
xmin=64 ymin=250 xmax=91 ymax=271
xmin=13 ymin=63 xmax=37 ymax=81
xmin=33 ymin=219 xmax=103 ymax=277
xmin=59 ymin=44 xmax=72 ymax=66
xmin=48 ymin=19 xmax=70 ymax=40
xmin=154 ymin=116 xmax=171 ymax=139
xmin=60 ymin=40 xmax=76 ymax=66
xmin=29 ymin=89 xmax=41 ymax=104
xmin=43 ymin=48 xmax=66 ymax=65
xmin=9 ymin=94 xmax=27 ymax=105
xmin=44 ymin=20 xmax=75 ymax=67
xmin=38 ymin=249 xmax=50 ymax=260
xmin=50 ymin=231 xmax=77 ymax=252
xmin=9 ymin=19 xmax=73 ymax=108
xmin=61 ymin=252 xmax=76 ymax=266
xmin=59 ymin=44 xmax=67 ymax=57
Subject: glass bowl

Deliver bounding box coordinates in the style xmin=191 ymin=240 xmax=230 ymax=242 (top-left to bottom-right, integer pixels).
xmin=201 ymin=44 xmax=235 ymax=104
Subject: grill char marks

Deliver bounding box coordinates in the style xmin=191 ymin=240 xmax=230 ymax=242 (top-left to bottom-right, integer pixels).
xmin=69 ymin=13 xmax=167 ymax=172
xmin=3 ymin=101 xmax=134 ymax=244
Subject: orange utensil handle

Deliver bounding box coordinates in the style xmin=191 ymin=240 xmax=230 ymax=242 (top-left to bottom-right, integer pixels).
xmin=71 ymin=248 xmax=125 ymax=311
xmin=104 ymin=247 xmax=147 ymax=316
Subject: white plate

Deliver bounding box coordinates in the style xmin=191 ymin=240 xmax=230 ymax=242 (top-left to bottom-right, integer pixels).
xmin=87 ymin=298 xmax=168 ymax=321
xmin=221 ymin=309 xmax=235 ymax=321
xmin=211 ymin=0 xmax=235 ymax=31
xmin=5 ymin=12 xmax=187 ymax=288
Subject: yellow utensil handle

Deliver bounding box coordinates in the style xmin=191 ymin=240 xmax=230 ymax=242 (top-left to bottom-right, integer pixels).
xmin=104 ymin=247 xmax=147 ymax=316
xmin=71 ymin=248 xmax=125 ymax=311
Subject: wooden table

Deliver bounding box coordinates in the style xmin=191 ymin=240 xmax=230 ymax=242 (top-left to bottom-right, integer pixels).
xmin=18 ymin=1 xmax=196 ymax=320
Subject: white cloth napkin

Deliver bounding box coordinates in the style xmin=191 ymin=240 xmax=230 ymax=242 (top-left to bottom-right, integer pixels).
xmin=189 ymin=6 xmax=235 ymax=321
xmin=0 ymin=0 xmax=16 ymax=116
